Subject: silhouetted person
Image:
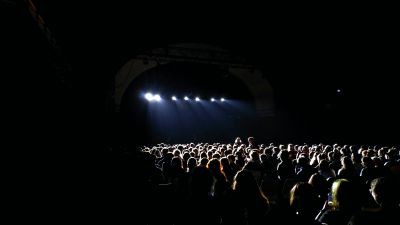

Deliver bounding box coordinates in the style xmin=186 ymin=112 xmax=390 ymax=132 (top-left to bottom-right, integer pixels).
xmin=349 ymin=177 xmax=400 ymax=225
xmin=288 ymin=182 xmax=322 ymax=225
xmin=223 ymin=169 xmax=270 ymax=225
xmin=186 ymin=166 xmax=220 ymax=225
xmin=221 ymin=157 xmax=235 ymax=184
xmin=318 ymin=159 xmax=336 ymax=179
xmin=360 ymin=156 xmax=377 ymax=185
xmin=384 ymin=149 xmax=400 ymax=176
xmin=296 ymin=155 xmax=315 ymax=182
xmin=337 ymin=156 xmax=357 ymax=181
xmin=244 ymin=150 xmax=263 ymax=184
xmin=227 ymin=154 xmax=240 ymax=175
xmin=207 ymin=158 xmax=228 ymax=198
xmin=277 ymin=150 xmax=295 ymax=182
xmin=234 ymin=137 xmax=242 ymax=146
xmin=329 ymin=151 xmax=342 ymax=174
xmin=200 ymin=157 xmax=209 ymax=167
xmin=161 ymin=152 xmax=173 ymax=183
xmin=309 ymin=173 xmax=330 ymax=210
xmin=316 ymin=179 xmax=361 ymax=225
xmin=248 ymin=136 xmax=257 ymax=149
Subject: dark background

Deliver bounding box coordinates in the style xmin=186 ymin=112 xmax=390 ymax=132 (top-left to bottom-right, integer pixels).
xmin=4 ymin=1 xmax=398 ymax=222
xmin=5 ymin=1 xmax=399 ymax=147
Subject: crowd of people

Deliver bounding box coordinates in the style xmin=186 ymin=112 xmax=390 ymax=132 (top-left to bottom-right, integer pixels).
xmin=132 ymin=138 xmax=399 ymax=225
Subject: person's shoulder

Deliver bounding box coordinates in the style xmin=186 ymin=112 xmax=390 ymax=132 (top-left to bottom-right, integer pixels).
xmin=349 ymin=209 xmax=385 ymax=225
xmin=318 ymin=210 xmax=343 ymax=222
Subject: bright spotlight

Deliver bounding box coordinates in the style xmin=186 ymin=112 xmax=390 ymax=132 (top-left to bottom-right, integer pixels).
xmin=144 ymin=93 xmax=153 ymax=101
xmin=184 ymin=96 xmax=189 ymax=101
xmin=211 ymin=98 xmax=215 ymax=102
xmin=172 ymin=96 xmax=177 ymax=101
xmin=154 ymin=94 xmax=161 ymax=102
xmin=195 ymin=97 xmax=200 ymax=102
xmin=220 ymin=98 xmax=225 ymax=102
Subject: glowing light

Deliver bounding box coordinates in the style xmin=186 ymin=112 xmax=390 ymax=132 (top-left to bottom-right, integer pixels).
xmin=144 ymin=93 xmax=153 ymax=101
xmin=154 ymin=94 xmax=161 ymax=102
xmin=144 ymin=91 xmax=230 ymax=103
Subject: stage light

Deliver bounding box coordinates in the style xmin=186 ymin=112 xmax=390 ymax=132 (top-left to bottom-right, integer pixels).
xmin=337 ymin=89 xmax=341 ymax=93
xmin=144 ymin=92 xmax=230 ymax=103
xmin=144 ymin=93 xmax=153 ymax=101
xmin=154 ymin=94 xmax=161 ymax=102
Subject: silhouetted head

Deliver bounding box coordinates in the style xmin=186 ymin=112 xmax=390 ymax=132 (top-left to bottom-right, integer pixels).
xmin=370 ymin=177 xmax=399 ymax=207
xmin=250 ymin=150 xmax=260 ymax=161
xmin=207 ymin=158 xmax=222 ymax=175
xmin=190 ymin=166 xmax=213 ymax=196
xmin=279 ymin=150 xmax=289 ymax=162
xmin=308 ymin=173 xmax=329 ymax=196
xmin=331 ymin=179 xmax=359 ymax=211
xmin=187 ymin=157 xmax=197 ymax=171
xmin=171 ymin=156 xmax=182 ymax=169
xmin=290 ymin=182 xmax=318 ymax=215
xmin=341 ymin=156 xmax=354 ymax=169
xmin=234 ymin=170 xmax=256 ymax=191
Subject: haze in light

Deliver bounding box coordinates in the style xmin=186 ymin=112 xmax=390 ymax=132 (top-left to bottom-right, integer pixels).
xmin=154 ymin=94 xmax=161 ymax=102
xmin=144 ymin=93 xmax=153 ymax=101
xmin=144 ymin=92 xmax=227 ymax=103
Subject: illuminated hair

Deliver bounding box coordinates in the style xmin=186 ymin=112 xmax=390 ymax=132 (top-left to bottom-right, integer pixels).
xmin=331 ymin=179 xmax=357 ymax=211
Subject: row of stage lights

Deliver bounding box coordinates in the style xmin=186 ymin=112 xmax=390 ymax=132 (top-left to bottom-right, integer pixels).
xmin=144 ymin=93 xmax=225 ymax=102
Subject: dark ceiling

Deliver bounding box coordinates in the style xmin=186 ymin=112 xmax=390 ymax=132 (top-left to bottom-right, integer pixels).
xmin=5 ymin=1 xmax=399 ymax=144
xmin=5 ymin=3 xmax=398 ymax=217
